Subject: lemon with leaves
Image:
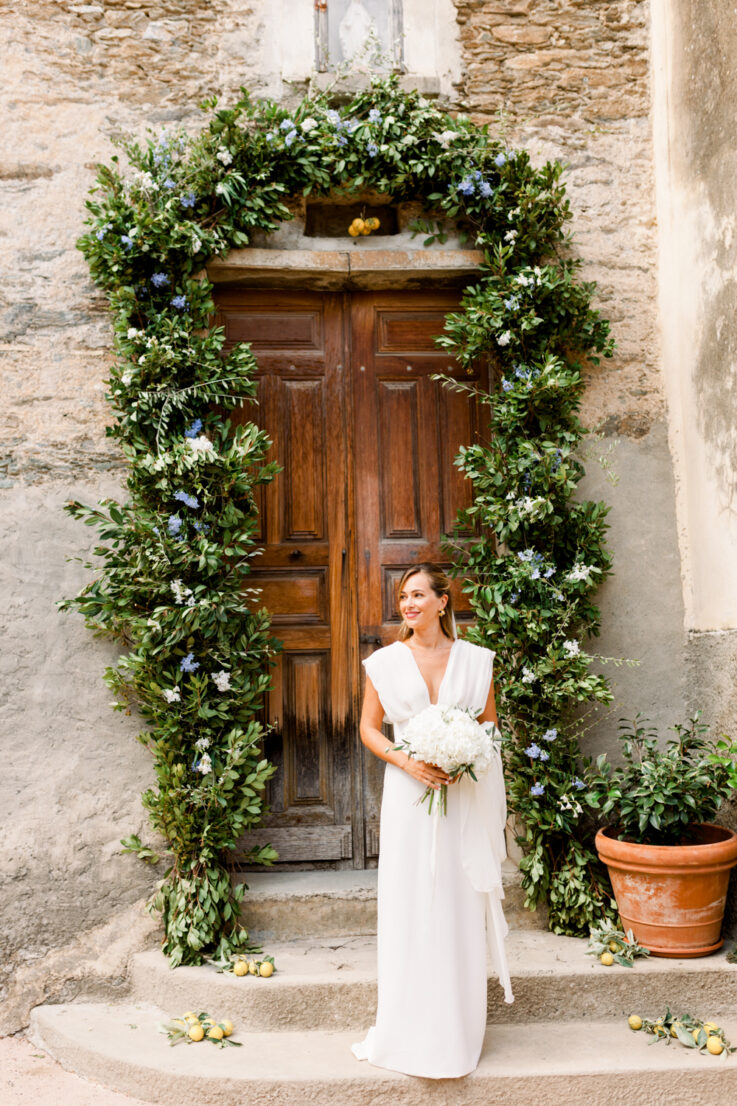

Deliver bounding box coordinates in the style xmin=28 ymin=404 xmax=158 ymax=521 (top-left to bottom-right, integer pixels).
xmin=207 ymin=1025 xmax=224 ymax=1041
xmin=259 ymin=960 xmax=274 ymax=978
xmin=703 ymin=1022 xmax=720 ymax=1034
xmin=220 ymin=1020 xmax=234 ymax=1038
xmin=233 ymin=960 xmax=248 ymax=977
xmin=706 ymin=1035 xmax=724 ymax=1055
xmin=628 ymin=1015 xmax=643 ymax=1031
xmin=600 ymin=951 xmax=614 ymax=966
xmin=188 ymin=1023 xmax=204 ymax=1042
xmin=248 ymin=960 xmax=259 ymax=975
xmin=366 ymin=217 xmax=380 ymax=232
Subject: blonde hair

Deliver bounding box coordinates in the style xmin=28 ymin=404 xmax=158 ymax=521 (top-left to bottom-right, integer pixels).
xmin=397 ymin=562 xmax=455 ymax=641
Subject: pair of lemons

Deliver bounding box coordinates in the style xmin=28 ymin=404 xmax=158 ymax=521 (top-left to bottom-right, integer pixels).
xmin=348 ymin=216 xmax=380 ymax=237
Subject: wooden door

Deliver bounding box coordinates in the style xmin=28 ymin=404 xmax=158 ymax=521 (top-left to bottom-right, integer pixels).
xmin=351 ymin=291 xmax=486 ymax=858
xmin=214 ymin=287 xmax=486 ymax=868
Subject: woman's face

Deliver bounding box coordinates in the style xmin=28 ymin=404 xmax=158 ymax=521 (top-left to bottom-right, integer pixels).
xmin=398 ymin=572 xmax=447 ymax=631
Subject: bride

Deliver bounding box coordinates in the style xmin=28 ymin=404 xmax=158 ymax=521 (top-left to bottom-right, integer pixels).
xmin=351 ymin=562 xmax=513 ymax=1079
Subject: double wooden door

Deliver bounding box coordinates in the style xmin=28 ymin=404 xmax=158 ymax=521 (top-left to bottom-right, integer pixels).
xmin=215 ymin=288 xmax=486 ymax=868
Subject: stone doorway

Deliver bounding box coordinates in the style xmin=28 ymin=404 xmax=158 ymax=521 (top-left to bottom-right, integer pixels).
xmin=215 ymin=286 xmax=487 ymax=868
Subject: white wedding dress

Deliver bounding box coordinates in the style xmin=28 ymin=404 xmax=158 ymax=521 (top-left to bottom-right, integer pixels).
xmin=352 ymin=638 xmax=513 ymax=1079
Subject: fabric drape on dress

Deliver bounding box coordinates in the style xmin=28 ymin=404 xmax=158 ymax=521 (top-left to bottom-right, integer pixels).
xmin=352 ymin=638 xmax=513 ymax=1079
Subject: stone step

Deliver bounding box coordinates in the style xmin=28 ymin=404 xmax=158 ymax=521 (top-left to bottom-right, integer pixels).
xmin=30 ymin=1000 xmax=737 ymax=1106
xmin=129 ymin=933 xmax=737 ymax=1032
xmin=237 ymin=860 xmax=547 ymax=941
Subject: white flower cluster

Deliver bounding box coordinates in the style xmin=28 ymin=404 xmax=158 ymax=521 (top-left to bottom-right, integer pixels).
xmin=211 ymin=670 xmax=231 ymax=692
xmin=497 ymin=331 xmax=512 ymax=347
xmin=563 ymin=640 xmax=580 ymax=657
xmin=434 ymin=129 xmax=459 ymax=149
xmin=195 ymin=736 xmax=210 ymax=751
xmin=186 ymin=434 xmax=215 ymax=455
xmin=171 ymin=578 xmax=194 ymax=605
xmin=566 ymin=563 xmax=594 ymax=583
xmin=558 ymin=794 xmax=583 ymax=817
xmin=521 ymin=667 xmax=536 ymax=684
xmin=401 ymin=705 xmax=495 ymax=778
xmin=216 ymin=146 xmax=233 ymax=165
xmin=301 ymin=117 xmax=318 ymax=133
xmin=163 ymin=687 xmax=181 ymax=703
xmin=196 ymin=753 xmax=212 ymax=775
xmin=514 ymin=495 xmax=547 ymax=520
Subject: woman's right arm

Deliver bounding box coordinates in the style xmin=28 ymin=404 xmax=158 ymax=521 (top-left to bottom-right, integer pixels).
xmin=359 ymin=676 xmax=449 ymax=790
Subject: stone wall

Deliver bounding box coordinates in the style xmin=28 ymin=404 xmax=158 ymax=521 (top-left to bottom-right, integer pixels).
xmin=0 ymin=0 xmax=707 ymax=1028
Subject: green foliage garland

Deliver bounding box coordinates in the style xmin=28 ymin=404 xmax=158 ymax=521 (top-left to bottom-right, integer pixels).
xmin=66 ymin=76 xmax=616 ymax=961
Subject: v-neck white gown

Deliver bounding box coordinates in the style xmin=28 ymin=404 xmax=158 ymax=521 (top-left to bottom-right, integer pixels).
xmin=352 ymin=638 xmax=513 ymax=1079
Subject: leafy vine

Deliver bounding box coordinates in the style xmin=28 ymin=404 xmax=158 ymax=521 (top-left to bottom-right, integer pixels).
xmin=65 ymin=75 xmax=615 ymax=963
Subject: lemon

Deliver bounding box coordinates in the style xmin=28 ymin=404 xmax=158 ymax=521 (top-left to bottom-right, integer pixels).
xmin=183 ymin=1011 xmax=197 ymax=1019
xmin=366 ymin=217 xmax=380 ymax=231
xmin=706 ymin=1035 xmax=724 ymax=1055
xmin=628 ymin=1015 xmax=643 ymax=1031
xmin=207 ymin=1025 xmax=224 ymax=1041
xmin=670 ymin=1023 xmax=680 ymax=1038
xmin=233 ymin=960 xmax=248 ymax=977
xmin=692 ymin=1028 xmax=703 ymax=1043
xmin=599 ymin=951 xmax=614 ymax=966
xmin=259 ymin=960 xmax=274 ymax=978
xmin=653 ymin=1025 xmax=667 ymax=1038
xmin=703 ymin=1022 xmax=720 ymax=1033
xmin=220 ymin=1019 xmax=234 ymax=1038
xmin=248 ymin=960 xmax=259 ymax=975
xmin=360 ymin=224 xmax=371 ymax=235
xmin=608 ymin=940 xmax=619 ymax=952
xmin=188 ymin=1023 xmax=204 ymax=1042
xmin=348 ymin=224 xmax=361 ymax=237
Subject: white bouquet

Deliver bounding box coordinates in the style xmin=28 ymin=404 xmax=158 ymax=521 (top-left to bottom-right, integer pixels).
xmin=394 ymin=705 xmax=501 ymax=815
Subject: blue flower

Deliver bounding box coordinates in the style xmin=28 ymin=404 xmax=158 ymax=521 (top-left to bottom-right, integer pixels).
xmin=180 ymin=192 xmax=196 ymax=209
xmin=457 ymin=178 xmax=475 ymax=196
xmin=530 ymin=568 xmax=541 ymax=581
xmin=180 ymin=652 xmax=200 ymax=673
xmin=326 ymin=109 xmax=342 ymax=127
xmin=163 ymin=178 xmax=176 ymax=189
xmin=510 ymin=591 xmax=520 ymax=605
xmin=171 ymin=294 xmax=187 ymax=309
xmin=368 ymin=108 xmax=382 ymax=123
xmin=285 ymin=129 xmax=298 ymax=147
xmin=544 ymin=567 xmax=555 ymax=579
xmin=346 ymin=117 xmax=360 ymax=134
xmin=167 ymin=514 xmax=183 ymax=535
xmin=530 ymin=783 xmax=545 ymax=797
xmin=501 ymin=378 xmax=513 ymax=392
xmin=479 ymin=181 xmax=493 ymax=198
xmin=539 ymin=750 xmax=550 ymax=761
xmin=151 ymin=272 xmax=169 ymax=288
xmin=174 ymin=490 xmax=199 ymax=509
xmin=192 ymin=520 xmax=210 ymax=533
xmin=495 ymin=152 xmax=507 ymax=168
xmin=121 ymin=234 xmax=134 ymax=250
xmin=265 ymin=132 xmax=275 ymax=142
xmin=525 ymin=743 xmax=542 ymax=759
xmin=573 ymin=777 xmax=586 ymax=790
xmin=335 ymin=134 xmax=348 ymax=147
xmin=367 ymin=142 xmax=378 ymax=157
xmin=542 ymin=728 xmax=558 ymax=742
xmin=504 ymin=298 xmax=517 ymax=311
xmin=280 ymin=118 xmax=295 ymax=131
xmin=184 ymin=419 xmax=203 ymax=439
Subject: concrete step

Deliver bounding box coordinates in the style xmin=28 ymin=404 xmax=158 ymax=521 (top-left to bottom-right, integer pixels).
xmin=238 ymin=860 xmax=547 ymax=941
xmin=129 ymin=932 xmax=737 ymax=1032
xmin=30 ymin=1000 xmax=737 ymax=1106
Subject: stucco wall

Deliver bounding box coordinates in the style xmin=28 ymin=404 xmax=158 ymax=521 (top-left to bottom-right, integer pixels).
xmin=0 ymin=0 xmax=698 ymax=1027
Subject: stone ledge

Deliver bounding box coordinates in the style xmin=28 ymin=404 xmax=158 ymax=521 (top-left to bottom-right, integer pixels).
xmin=207 ymin=247 xmax=484 ymax=290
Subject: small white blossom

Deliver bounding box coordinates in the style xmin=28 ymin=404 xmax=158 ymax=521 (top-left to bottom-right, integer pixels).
xmin=521 ymin=667 xmax=536 ymax=685
xmin=516 ymin=273 xmax=532 ymax=287
xmin=138 ymin=354 xmax=146 ymax=364
xmin=301 ymin=117 xmax=318 ymax=132
xmin=197 ymin=752 xmax=212 ymax=775
xmin=171 ymin=579 xmax=194 ymax=605
xmin=187 ymin=434 xmax=215 ymax=455
xmin=566 ymin=563 xmax=594 ymax=583
xmin=558 ymin=794 xmax=583 ymax=816
xmin=434 ymin=129 xmax=459 ymax=149
xmin=127 ymin=327 xmax=139 ymax=339
xmin=163 ymin=687 xmax=181 ymax=703
xmin=216 ymin=146 xmax=233 ymax=165
xmin=515 ymin=495 xmax=547 ymax=519
xmin=121 ymin=372 xmax=133 ymax=386
xmin=504 ymin=229 xmax=518 ymax=243
xmin=497 ymin=331 xmax=512 ymax=347
xmin=212 ymin=670 xmax=232 ymax=692
xmin=215 ymin=181 xmax=228 ymax=196
xmin=195 ymin=736 xmax=211 ymax=751
xmin=190 ymin=235 xmax=202 ymax=255
xmin=563 ymin=640 xmax=580 ymax=657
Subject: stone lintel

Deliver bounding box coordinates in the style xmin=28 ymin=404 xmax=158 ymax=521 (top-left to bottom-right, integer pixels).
xmin=207 ymin=248 xmax=484 ymax=290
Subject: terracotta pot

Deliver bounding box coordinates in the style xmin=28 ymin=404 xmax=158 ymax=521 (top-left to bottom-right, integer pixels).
xmin=595 ymin=823 xmax=737 ymax=958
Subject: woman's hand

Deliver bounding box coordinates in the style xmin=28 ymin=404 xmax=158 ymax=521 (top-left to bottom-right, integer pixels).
xmin=399 ymin=753 xmax=450 ymax=790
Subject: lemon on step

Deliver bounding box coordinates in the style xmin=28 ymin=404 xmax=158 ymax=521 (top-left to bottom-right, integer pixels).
xmin=599 ymin=951 xmax=614 ymax=966
xmin=233 ymin=960 xmax=248 ymax=977
xmin=348 ymin=224 xmax=361 ymax=237
xmin=703 ymin=1022 xmax=720 ymax=1033
xmin=188 ymin=1023 xmax=204 ymax=1042
xmin=628 ymin=1015 xmax=643 ymax=1031
xmin=220 ymin=1020 xmax=234 ymax=1038
xmin=207 ymin=1025 xmax=224 ymax=1041
xmin=670 ymin=1022 xmax=680 ymax=1038
xmin=248 ymin=960 xmax=259 ymax=975
xmin=608 ymin=940 xmax=620 ymax=951
xmin=692 ymin=1027 xmax=703 ymax=1043
xmin=706 ymin=1035 xmax=724 ymax=1055
xmin=259 ymin=960 xmax=274 ymax=977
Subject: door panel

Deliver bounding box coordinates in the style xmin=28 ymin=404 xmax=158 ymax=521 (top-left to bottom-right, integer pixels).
xmin=213 ymin=287 xmax=485 ymax=868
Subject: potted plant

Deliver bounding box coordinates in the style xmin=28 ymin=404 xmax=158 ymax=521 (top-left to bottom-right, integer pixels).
xmin=588 ymin=714 xmax=737 ymax=958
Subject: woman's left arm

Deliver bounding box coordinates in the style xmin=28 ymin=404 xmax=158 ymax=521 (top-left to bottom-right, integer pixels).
xmin=477 ymin=670 xmax=499 ymax=728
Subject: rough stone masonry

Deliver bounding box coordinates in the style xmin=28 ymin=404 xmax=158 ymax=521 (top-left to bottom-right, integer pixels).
xmin=0 ymin=0 xmax=718 ymax=1032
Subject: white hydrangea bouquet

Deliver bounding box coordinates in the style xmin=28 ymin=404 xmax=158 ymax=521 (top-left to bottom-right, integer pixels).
xmin=394 ymin=705 xmax=502 ymax=815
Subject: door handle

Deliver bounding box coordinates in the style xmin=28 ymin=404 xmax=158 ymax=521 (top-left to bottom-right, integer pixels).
xmin=359 ymin=634 xmax=382 ymax=646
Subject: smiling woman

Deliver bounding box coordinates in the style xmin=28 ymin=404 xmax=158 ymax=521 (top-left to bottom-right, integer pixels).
xmin=355 ymin=561 xmax=509 ymax=1078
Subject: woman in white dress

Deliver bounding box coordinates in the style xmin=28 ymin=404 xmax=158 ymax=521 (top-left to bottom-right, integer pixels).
xmin=351 ymin=563 xmax=513 ymax=1079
